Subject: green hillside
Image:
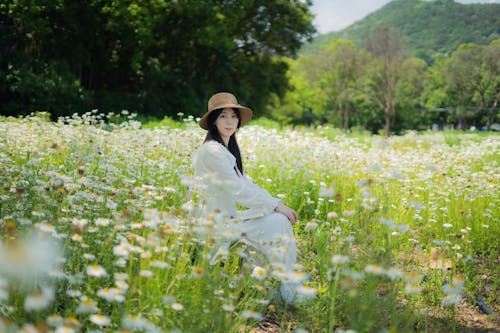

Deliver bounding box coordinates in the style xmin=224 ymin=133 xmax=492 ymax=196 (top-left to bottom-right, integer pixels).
xmin=302 ymin=0 xmax=500 ymax=62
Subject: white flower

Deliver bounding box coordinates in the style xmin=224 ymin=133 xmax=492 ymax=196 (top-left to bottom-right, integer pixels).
xmin=222 ymin=303 xmax=235 ymax=312
xmin=97 ymin=287 xmax=124 ymax=303
xmin=296 ymin=285 xmax=317 ymax=298
xmin=24 ymin=286 xmax=54 ymax=311
xmin=343 ymin=209 xmax=355 ymax=217
xmin=364 ymin=264 xmax=385 ymax=275
xmin=114 ymin=272 xmax=128 ymax=281
xmin=76 ymin=296 xmax=99 ymax=314
xmin=327 ymin=212 xmax=338 ymax=219
xmin=241 ymin=309 xmax=263 ymax=320
xmin=331 ymin=255 xmax=350 ymax=265
xmin=191 ymin=266 xmax=204 ymax=278
xmin=171 ymin=303 xmax=184 ymax=311
xmin=304 ymin=221 xmax=318 ymax=232
xmin=385 ymin=267 xmax=403 ymax=280
xmin=251 ymin=266 xmax=267 ymax=280
xmin=113 ymin=244 xmax=130 ymax=258
xmin=86 ymin=264 xmax=107 ymax=277
xmin=319 ymin=183 xmax=334 ymax=197
xmin=403 ymin=271 xmax=420 ymax=283
xmin=442 ymin=282 xmax=463 ymax=295
xmin=139 ymin=270 xmax=153 ymax=278
xmin=83 ymin=253 xmax=96 ymax=260
xmin=405 ymin=282 xmax=422 ymax=294
xmin=441 ymin=294 xmax=462 ymax=306
xmin=95 ymin=218 xmax=111 ymax=227
xmin=150 ymin=260 xmax=169 ymax=269
xmin=89 ymin=314 xmax=111 ymax=326
xmin=452 ymin=274 xmax=466 ymax=288
xmin=55 ymin=326 xmax=76 ymax=333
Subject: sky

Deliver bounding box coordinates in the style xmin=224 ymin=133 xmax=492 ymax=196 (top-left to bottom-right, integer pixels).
xmin=311 ymin=0 xmax=500 ymax=34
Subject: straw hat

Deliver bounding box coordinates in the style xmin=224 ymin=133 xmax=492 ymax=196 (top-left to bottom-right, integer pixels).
xmin=199 ymin=92 xmax=253 ymax=130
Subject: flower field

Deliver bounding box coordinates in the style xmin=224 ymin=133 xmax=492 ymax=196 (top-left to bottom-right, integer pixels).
xmin=0 ymin=113 xmax=498 ymax=332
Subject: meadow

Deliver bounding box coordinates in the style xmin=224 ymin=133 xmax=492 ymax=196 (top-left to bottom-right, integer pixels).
xmin=0 ymin=112 xmax=498 ymax=333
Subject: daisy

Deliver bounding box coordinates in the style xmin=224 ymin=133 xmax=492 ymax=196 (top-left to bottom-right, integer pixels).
xmin=343 ymin=209 xmax=355 ymax=217
xmin=113 ymin=244 xmax=130 ymax=258
xmin=296 ymin=285 xmax=317 ymax=298
xmin=114 ymin=272 xmax=128 ymax=281
xmin=46 ymin=314 xmax=63 ymax=327
xmin=171 ymin=303 xmax=184 ymax=311
xmin=95 ymin=218 xmax=111 ymax=227
xmin=86 ymin=264 xmax=107 ymax=278
xmin=304 ymin=221 xmax=318 ymax=232
xmin=331 ymin=255 xmax=350 ymax=265
xmin=403 ymin=271 xmax=420 ymax=283
xmin=191 ymin=266 xmax=204 ymax=278
xmin=452 ymin=274 xmax=466 ymax=288
xmin=442 ymin=282 xmax=462 ymax=295
xmin=96 ymin=287 xmax=123 ymax=303
xmin=364 ymin=264 xmax=385 ymax=275
xmin=441 ymin=294 xmax=462 ymax=306
xmin=139 ymin=270 xmax=153 ymax=278
xmin=319 ymin=183 xmax=334 ymax=197
xmin=55 ymin=326 xmax=76 ymax=333
xmin=327 ymin=212 xmax=338 ymax=219
xmin=222 ymin=303 xmax=236 ymax=312
xmin=251 ymin=266 xmax=267 ymax=280
xmin=241 ymin=310 xmax=263 ymax=320
xmin=76 ymin=296 xmax=99 ymax=314
xmin=89 ymin=314 xmax=111 ymax=326
xmin=150 ymin=260 xmax=169 ymax=269
xmin=122 ymin=315 xmax=154 ymax=331
xmin=24 ymin=286 xmax=54 ymax=311
xmin=385 ymin=267 xmax=403 ymax=281
xmin=405 ymin=282 xmax=422 ymax=294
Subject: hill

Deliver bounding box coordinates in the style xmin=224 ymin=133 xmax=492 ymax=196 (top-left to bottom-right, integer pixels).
xmin=301 ymin=0 xmax=500 ymax=62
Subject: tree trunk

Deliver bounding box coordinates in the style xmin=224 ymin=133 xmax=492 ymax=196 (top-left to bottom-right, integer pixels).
xmin=343 ymin=100 xmax=350 ymax=131
xmin=384 ymin=107 xmax=391 ymax=137
xmin=487 ymin=90 xmax=500 ymax=131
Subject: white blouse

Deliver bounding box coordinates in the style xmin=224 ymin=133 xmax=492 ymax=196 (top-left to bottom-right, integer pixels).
xmin=192 ymin=141 xmax=279 ymax=221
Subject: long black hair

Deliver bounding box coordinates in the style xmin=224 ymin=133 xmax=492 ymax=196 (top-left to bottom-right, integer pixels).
xmin=204 ymin=108 xmax=244 ymax=174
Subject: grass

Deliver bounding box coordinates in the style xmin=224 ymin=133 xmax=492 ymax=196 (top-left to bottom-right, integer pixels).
xmin=0 ymin=113 xmax=498 ymax=332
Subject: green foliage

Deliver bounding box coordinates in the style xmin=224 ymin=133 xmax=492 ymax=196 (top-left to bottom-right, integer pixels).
xmin=247 ymin=117 xmax=283 ymax=130
xmin=1 ymin=62 xmax=89 ymax=117
xmin=140 ymin=116 xmax=185 ymax=130
xmin=301 ymin=0 xmax=500 ymax=64
xmin=0 ymin=0 xmax=316 ymax=118
xmin=274 ymin=29 xmax=498 ymax=133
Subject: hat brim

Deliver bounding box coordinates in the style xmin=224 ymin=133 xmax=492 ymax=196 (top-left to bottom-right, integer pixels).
xmin=199 ymin=104 xmax=253 ymax=130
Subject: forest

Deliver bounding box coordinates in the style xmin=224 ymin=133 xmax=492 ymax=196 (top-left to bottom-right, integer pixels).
xmin=1 ymin=0 xmax=499 ymax=134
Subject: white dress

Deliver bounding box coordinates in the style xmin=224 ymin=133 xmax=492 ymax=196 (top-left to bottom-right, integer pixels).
xmin=191 ymin=141 xmax=297 ymax=272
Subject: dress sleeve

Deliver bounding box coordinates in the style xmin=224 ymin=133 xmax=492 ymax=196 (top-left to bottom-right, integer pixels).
xmin=200 ymin=142 xmax=279 ymax=214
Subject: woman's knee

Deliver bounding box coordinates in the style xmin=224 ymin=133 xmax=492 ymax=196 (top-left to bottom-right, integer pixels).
xmin=272 ymin=212 xmax=294 ymax=234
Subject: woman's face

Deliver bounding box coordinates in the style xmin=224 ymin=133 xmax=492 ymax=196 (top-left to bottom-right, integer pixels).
xmin=215 ymin=108 xmax=239 ymax=143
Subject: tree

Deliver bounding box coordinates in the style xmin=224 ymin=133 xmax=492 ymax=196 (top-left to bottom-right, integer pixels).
xmin=395 ymin=57 xmax=428 ymax=130
xmin=363 ymin=27 xmax=404 ymax=136
xmin=478 ymin=39 xmax=500 ymax=130
xmin=0 ymin=0 xmax=316 ymax=118
xmin=443 ymin=41 xmax=500 ymax=130
xmin=299 ymin=40 xmax=361 ymax=129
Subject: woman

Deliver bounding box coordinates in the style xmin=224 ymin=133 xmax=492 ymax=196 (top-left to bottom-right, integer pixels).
xmin=191 ymin=92 xmax=308 ymax=304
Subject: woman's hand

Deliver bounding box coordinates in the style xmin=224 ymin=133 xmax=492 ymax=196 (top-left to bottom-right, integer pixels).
xmin=275 ymin=202 xmax=299 ymax=225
